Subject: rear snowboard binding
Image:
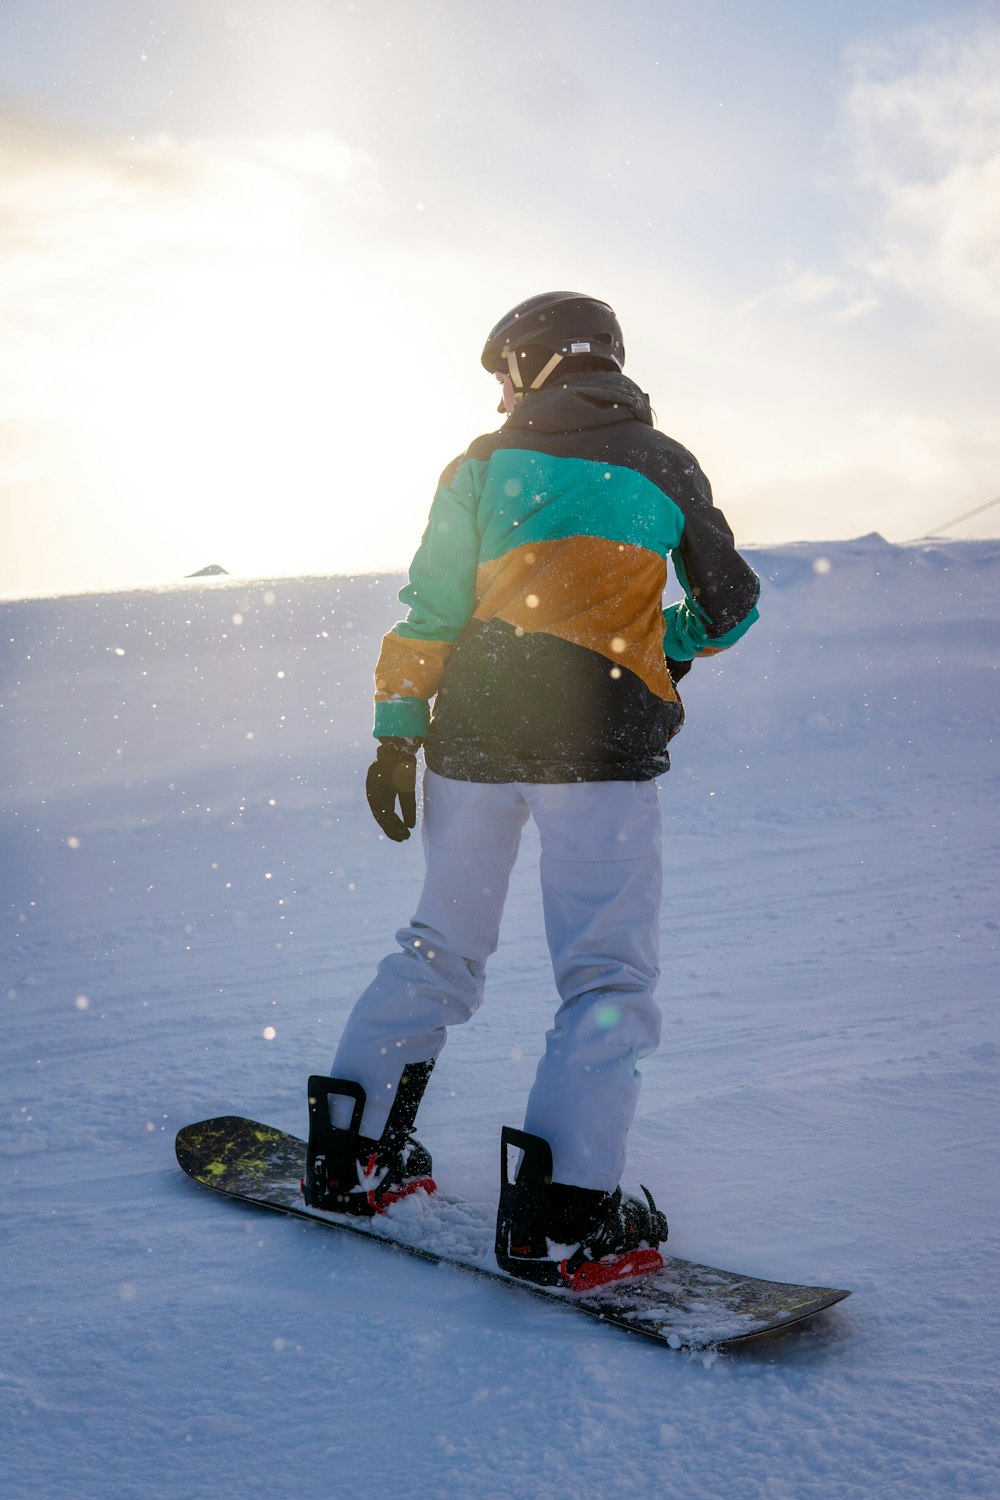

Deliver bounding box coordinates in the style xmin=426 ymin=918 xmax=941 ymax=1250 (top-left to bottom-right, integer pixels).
xmin=302 ymin=1068 xmax=436 ymax=1217
xmin=495 ymin=1127 xmax=667 ymax=1292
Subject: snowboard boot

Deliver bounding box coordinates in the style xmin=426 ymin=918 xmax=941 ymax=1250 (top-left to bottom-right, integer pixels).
xmin=495 ymin=1127 xmax=668 ymax=1292
xmin=302 ymin=1065 xmax=436 ymax=1216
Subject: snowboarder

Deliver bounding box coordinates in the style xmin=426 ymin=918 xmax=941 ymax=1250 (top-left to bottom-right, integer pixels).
xmin=304 ymin=291 xmax=760 ymax=1289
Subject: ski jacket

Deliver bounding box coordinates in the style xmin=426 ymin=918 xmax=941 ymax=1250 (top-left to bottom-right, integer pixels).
xmin=372 ymin=372 xmax=760 ymax=783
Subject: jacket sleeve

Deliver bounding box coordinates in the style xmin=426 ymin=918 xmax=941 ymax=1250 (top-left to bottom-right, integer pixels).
xmin=662 ymin=458 xmax=760 ymax=661
xmin=373 ymin=455 xmax=484 ymax=738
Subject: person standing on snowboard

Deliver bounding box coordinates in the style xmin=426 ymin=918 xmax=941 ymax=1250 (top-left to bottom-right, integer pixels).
xmin=304 ymin=291 xmax=760 ymax=1290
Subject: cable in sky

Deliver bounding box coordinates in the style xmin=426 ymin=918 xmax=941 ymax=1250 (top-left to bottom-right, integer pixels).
xmin=922 ymin=494 xmax=1000 ymax=537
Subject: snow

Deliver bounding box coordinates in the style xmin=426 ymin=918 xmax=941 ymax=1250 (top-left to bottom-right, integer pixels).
xmin=2 ymin=535 xmax=999 ymax=1499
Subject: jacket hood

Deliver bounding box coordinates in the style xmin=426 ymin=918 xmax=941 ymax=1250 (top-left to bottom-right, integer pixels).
xmin=504 ymin=371 xmax=653 ymax=435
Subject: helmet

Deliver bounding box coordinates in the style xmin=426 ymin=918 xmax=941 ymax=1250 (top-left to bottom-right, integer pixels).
xmin=481 ymin=291 xmax=625 ymax=395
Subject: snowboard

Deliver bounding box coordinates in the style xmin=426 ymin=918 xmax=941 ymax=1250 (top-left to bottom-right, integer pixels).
xmin=175 ymin=1115 xmax=850 ymax=1352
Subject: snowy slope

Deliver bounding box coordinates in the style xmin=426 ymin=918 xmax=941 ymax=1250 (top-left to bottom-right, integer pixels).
xmin=2 ymin=536 xmax=999 ymax=1500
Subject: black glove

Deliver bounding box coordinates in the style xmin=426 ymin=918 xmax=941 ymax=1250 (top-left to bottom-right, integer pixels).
xmin=665 ymin=655 xmax=693 ymax=685
xmin=365 ymin=737 xmax=422 ymax=841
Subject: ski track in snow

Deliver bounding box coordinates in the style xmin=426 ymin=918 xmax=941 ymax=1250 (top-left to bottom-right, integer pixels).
xmin=2 ymin=537 xmax=999 ymax=1499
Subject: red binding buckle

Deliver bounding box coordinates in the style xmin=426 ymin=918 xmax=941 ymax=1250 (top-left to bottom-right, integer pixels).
xmin=561 ymin=1248 xmax=664 ymax=1292
xmin=372 ymin=1176 xmax=437 ymax=1212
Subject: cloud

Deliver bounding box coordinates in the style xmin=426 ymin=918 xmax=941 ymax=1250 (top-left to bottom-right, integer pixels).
xmin=843 ymin=23 xmax=1000 ymax=325
xmin=745 ymin=262 xmax=880 ymax=325
xmin=0 ymin=118 xmax=381 ymax=282
xmin=702 ymin=19 xmax=1000 ymax=545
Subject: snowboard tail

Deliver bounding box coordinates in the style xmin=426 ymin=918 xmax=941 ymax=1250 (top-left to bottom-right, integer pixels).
xmin=175 ymin=1115 xmax=850 ymax=1352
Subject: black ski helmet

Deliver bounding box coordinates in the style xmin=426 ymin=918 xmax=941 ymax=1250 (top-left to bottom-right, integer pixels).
xmin=481 ymin=292 xmax=625 ymax=395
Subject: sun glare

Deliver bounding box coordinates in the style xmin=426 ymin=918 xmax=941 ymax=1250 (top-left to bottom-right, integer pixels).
xmin=2 ymin=133 xmax=474 ymax=595
xmin=57 ymin=253 xmax=442 ymax=582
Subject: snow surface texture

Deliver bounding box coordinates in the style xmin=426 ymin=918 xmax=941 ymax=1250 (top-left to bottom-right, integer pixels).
xmin=2 ymin=535 xmax=998 ymax=1500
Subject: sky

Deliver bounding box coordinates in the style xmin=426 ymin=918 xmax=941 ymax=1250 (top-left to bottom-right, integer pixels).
xmin=0 ymin=0 xmax=998 ymax=597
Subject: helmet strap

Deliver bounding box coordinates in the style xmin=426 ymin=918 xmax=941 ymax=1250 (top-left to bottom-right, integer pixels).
xmin=529 ymin=351 xmax=564 ymax=390
xmin=505 ymin=348 xmax=564 ymax=394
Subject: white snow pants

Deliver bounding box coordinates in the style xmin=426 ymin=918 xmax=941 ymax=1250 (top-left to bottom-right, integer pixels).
xmin=331 ymin=770 xmax=663 ymax=1191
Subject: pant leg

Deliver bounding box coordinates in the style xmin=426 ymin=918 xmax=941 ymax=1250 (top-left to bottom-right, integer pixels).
xmin=330 ymin=771 xmax=529 ymax=1137
xmin=520 ymin=780 xmax=663 ymax=1192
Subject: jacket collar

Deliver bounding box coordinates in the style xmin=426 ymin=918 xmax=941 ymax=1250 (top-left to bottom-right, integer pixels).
xmin=504 ymin=372 xmax=654 ymax=434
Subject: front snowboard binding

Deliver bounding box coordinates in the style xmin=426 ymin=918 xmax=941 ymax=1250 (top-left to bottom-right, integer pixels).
xmin=495 ymin=1127 xmax=667 ymax=1292
xmin=302 ymin=1068 xmax=436 ymax=1217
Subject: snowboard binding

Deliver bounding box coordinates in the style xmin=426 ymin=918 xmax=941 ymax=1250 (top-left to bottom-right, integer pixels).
xmin=302 ymin=1070 xmax=436 ymax=1217
xmin=495 ymin=1127 xmax=667 ymax=1292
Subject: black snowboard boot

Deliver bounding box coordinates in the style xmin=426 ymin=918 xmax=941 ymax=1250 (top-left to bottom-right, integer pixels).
xmin=302 ymin=1065 xmax=436 ymax=1216
xmin=495 ymin=1127 xmax=667 ymax=1291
